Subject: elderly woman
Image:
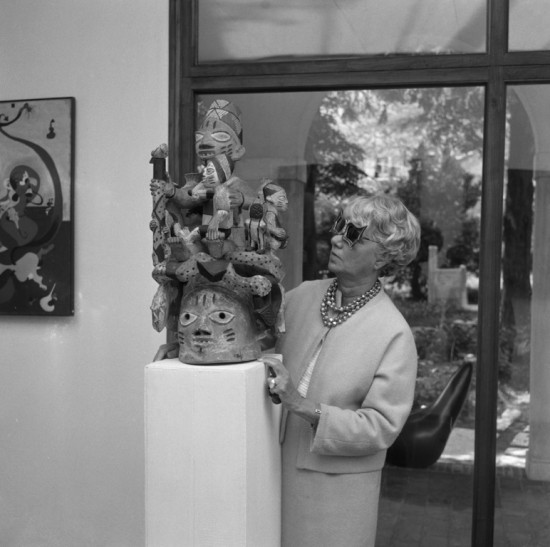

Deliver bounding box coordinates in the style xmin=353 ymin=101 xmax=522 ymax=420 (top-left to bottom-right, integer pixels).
xmin=263 ymin=194 xmax=421 ymax=547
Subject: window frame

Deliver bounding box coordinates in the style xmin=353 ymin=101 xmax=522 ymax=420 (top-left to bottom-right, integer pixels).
xmin=168 ymin=2 xmax=550 ymax=544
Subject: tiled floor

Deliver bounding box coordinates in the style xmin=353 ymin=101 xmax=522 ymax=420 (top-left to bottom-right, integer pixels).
xmin=375 ymin=465 xmax=550 ymax=547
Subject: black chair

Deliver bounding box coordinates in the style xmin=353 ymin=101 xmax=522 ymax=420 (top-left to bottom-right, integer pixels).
xmin=385 ymin=356 xmax=474 ymax=468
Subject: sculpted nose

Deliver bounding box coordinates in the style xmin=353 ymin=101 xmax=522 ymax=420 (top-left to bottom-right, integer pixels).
xmin=194 ymin=328 xmax=211 ymax=337
xmin=194 ymin=316 xmax=212 ymax=336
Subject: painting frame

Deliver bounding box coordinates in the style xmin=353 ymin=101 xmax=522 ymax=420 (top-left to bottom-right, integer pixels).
xmin=0 ymin=97 xmax=75 ymax=316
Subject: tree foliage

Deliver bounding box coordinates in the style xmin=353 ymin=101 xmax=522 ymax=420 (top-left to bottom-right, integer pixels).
xmin=305 ymin=87 xmax=485 ymax=292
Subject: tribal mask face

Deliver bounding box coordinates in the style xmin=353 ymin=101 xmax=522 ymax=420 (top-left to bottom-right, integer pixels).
xmin=177 ymin=284 xmax=261 ymax=365
xmin=194 ymin=100 xmax=245 ymax=163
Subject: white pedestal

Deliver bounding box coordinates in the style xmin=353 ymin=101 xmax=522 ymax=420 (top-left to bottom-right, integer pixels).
xmin=145 ymin=359 xmax=282 ymax=546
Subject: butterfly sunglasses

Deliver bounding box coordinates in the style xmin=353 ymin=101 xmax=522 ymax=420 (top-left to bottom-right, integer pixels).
xmin=330 ymin=210 xmax=374 ymax=248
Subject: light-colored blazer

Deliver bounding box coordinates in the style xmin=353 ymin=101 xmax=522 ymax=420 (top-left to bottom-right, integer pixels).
xmin=276 ymin=279 xmax=418 ymax=474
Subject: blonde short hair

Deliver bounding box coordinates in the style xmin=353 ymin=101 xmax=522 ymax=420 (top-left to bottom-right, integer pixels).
xmin=344 ymin=194 xmax=420 ymax=275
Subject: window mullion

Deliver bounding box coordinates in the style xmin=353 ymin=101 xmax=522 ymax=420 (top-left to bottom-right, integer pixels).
xmin=472 ymin=68 xmax=507 ymax=547
xmin=487 ymin=0 xmax=509 ymax=60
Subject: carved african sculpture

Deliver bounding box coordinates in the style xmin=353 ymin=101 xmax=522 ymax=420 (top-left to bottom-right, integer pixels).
xmin=261 ymin=181 xmax=289 ymax=253
xmin=177 ymin=282 xmax=264 ymax=364
xmin=148 ymin=100 xmax=287 ymax=365
xmin=245 ymin=202 xmax=267 ymax=253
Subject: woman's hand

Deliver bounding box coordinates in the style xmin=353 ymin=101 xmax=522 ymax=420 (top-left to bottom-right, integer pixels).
xmin=260 ymin=356 xmax=306 ymax=412
xmin=260 ymin=355 xmax=322 ymax=427
xmin=260 ymin=356 xmax=294 ymax=405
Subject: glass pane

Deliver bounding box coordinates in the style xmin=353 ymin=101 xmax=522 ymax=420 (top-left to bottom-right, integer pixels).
xmin=198 ymin=0 xmax=486 ymax=62
xmin=494 ymin=84 xmax=550 ymax=544
xmin=193 ymin=88 xmax=483 ymax=544
xmin=509 ymin=0 xmax=550 ymax=51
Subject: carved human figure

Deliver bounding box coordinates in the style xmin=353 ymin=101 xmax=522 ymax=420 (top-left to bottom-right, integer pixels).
xmin=177 ymin=283 xmax=262 ymax=364
xmin=192 ymin=100 xmax=250 ymax=252
xmin=195 ymin=99 xmax=246 ymax=165
xmin=245 ymin=202 xmax=267 ymax=253
xmin=262 ymin=182 xmax=289 ymax=252
xmin=191 ymin=154 xmax=237 ymax=240
xmin=150 ymin=98 xmax=247 ymax=230
xmin=152 ymin=100 xmax=249 ymax=253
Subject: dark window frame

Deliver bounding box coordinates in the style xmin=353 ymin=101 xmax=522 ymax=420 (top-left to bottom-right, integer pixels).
xmin=168 ymin=2 xmax=550 ymax=544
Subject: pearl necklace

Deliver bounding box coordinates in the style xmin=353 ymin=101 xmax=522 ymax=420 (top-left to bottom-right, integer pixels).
xmin=320 ymin=279 xmax=381 ymax=328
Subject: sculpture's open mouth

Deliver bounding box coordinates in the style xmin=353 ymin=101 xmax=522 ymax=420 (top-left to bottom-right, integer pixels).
xmin=192 ymin=337 xmax=212 ymax=346
xmin=191 ymin=330 xmax=213 ymax=349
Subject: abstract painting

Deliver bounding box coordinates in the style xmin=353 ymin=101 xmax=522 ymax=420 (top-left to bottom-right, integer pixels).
xmin=0 ymin=97 xmax=75 ymax=315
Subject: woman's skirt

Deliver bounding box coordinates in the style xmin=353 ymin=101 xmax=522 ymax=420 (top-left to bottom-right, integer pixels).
xmin=281 ymin=414 xmax=382 ymax=547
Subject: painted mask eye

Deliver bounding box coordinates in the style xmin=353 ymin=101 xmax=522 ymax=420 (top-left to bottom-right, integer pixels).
xmin=180 ymin=311 xmax=198 ymax=326
xmin=211 ymin=131 xmax=231 ymax=143
xmin=208 ymin=311 xmax=235 ymax=325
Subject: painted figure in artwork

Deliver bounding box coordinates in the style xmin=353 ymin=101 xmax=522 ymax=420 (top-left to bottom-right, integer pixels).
xmin=0 ymin=166 xmax=41 ymax=249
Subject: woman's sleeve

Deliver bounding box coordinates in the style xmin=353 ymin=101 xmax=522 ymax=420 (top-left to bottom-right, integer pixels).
xmin=310 ymin=329 xmax=418 ymax=457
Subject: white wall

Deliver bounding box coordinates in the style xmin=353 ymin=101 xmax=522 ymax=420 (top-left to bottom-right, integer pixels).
xmin=0 ymin=1 xmax=168 ymax=545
